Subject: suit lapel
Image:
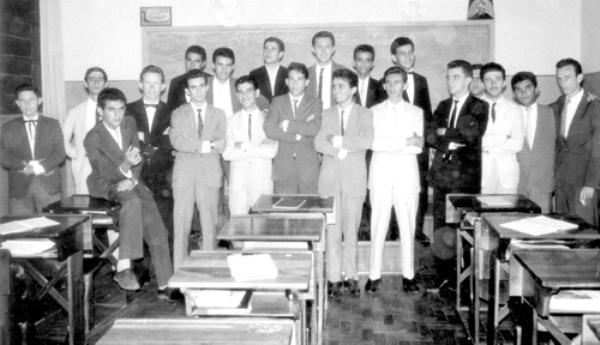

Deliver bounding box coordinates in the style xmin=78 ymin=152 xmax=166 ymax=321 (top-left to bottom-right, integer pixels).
xmin=275 ymin=66 xmax=287 ymax=97
xmin=262 ymin=66 xmax=273 ymax=99
xmin=567 ymin=94 xmax=590 ymax=138
xmin=135 ymin=100 xmax=150 ymax=134
xmin=32 ymin=117 xmax=44 ymax=160
xmin=97 ymin=124 xmax=125 ymax=166
xmin=346 ymin=105 xmax=360 ymax=135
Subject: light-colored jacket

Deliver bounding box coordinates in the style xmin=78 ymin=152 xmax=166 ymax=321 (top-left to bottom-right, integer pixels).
xmin=63 ymin=99 xmax=96 ymax=194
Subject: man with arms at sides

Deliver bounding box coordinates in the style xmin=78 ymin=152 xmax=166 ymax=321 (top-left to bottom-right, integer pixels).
xmin=427 ymin=60 xmax=487 ymax=287
xmin=480 ymin=62 xmax=524 ymax=194
xmin=167 ymin=45 xmax=211 ymax=109
xmin=223 ymin=76 xmax=278 ymax=215
xmin=249 ymin=37 xmax=289 ymax=103
xmin=365 ymin=67 xmax=422 ymax=294
xmin=307 ymin=31 xmax=345 ymax=110
xmin=1 ymin=84 xmax=65 ymax=215
xmin=63 ymin=67 xmax=107 ymax=194
xmin=170 ymin=69 xmax=226 ymax=269
xmin=352 ymin=44 xmax=385 ymax=108
xmin=84 ymin=88 xmax=176 ymax=299
xmin=265 ymin=62 xmax=322 ymax=194
xmin=315 ymin=69 xmax=373 ymax=297
xmin=469 ymin=64 xmax=486 ymax=98
xmin=512 ymin=72 xmax=555 ymax=213
xmin=551 ymin=58 xmax=600 ymax=225
xmin=389 ymin=36 xmax=433 ymax=244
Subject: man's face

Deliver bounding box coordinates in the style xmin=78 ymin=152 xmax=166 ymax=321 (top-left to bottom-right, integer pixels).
xmin=263 ymin=41 xmax=283 ymax=65
xmin=139 ymin=72 xmax=165 ymax=101
xmin=446 ymin=67 xmax=471 ymax=96
xmin=185 ymin=52 xmax=205 ymax=72
xmin=99 ymin=99 xmax=126 ymax=129
xmin=185 ymin=76 xmax=208 ymax=104
xmin=383 ymin=73 xmax=407 ymax=100
xmin=556 ymin=65 xmax=582 ymax=96
xmin=393 ymin=44 xmax=415 ymax=71
xmin=236 ymin=82 xmax=259 ymax=110
xmin=214 ymin=56 xmax=234 ymax=82
xmin=312 ymin=37 xmax=335 ymax=64
xmin=15 ymin=90 xmax=42 ymax=118
xmin=286 ymin=70 xmax=309 ymax=98
xmin=483 ymin=70 xmax=506 ymax=99
xmin=84 ymin=71 xmax=107 ymax=97
xmin=353 ymin=51 xmax=374 ymax=77
xmin=469 ymin=69 xmax=485 ymax=96
xmin=332 ymin=77 xmax=356 ymax=105
xmin=513 ymin=79 xmax=538 ymax=107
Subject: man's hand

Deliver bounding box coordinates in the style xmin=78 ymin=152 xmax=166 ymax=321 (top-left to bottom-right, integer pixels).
xmin=448 ymin=142 xmax=465 ymax=151
xmin=306 ymin=114 xmax=316 ymax=122
xmin=406 ymin=134 xmax=423 ymax=148
xmin=436 ymin=128 xmax=447 ymax=136
xmin=337 ymin=149 xmax=348 ymax=160
xmin=279 ymin=120 xmax=290 ymax=132
xmin=580 ymin=186 xmax=595 ymax=206
xmin=21 ymin=163 xmax=35 ymax=175
xmin=201 ymin=140 xmax=212 ymax=154
xmin=116 ymin=179 xmax=135 ymax=192
xmin=329 ymin=135 xmax=342 ymax=149
xmin=125 ymin=146 xmax=142 ymax=166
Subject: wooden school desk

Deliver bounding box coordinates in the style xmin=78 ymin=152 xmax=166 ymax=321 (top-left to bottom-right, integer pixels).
xmin=446 ymin=194 xmax=540 ymax=344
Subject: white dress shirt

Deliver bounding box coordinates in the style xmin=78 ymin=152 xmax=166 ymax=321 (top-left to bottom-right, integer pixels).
xmin=85 ymin=98 xmax=97 ymax=133
xmin=190 ymin=102 xmax=208 ymax=130
xmin=563 ymin=89 xmax=584 ymax=138
xmin=522 ymin=103 xmax=538 ymax=149
xmin=317 ymin=62 xmax=332 ymax=109
xmin=23 ymin=114 xmax=39 ymax=159
xmin=358 ymin=77 xmax=369 ymax=107
xmin=143 ymin=98 xmax=158 ymax=130
xmin=266 ymin=65 xmax=279 ymax=96
xmin=405 ymin=72 xmax=415 ymax=104
xmin=212 ymin=78 xmax=234 ymax=118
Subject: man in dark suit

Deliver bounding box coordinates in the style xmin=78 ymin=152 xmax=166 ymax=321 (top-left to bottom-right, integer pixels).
xmin=352 ymin=44 xmax=385 ymax=108
xmin=307 ymin=31 xmax=345 ymax=110
xmin=84 ymin=88 xmax=175 ymax=300
xmin=249 ymin=37 xmax=289 ymax=103
xmin=1 ymin=83 xmax=65 ymax=215
xmin=264 ymin=62 xmax=323 ymax=193
xmin=551 ymin=58 xmax=600 ymax=225
xmin=166 ymin=45 xmax=211 ymax=108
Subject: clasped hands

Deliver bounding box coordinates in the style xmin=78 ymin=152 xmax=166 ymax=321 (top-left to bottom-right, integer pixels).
xmin=21 ymin=160 xmax=45 ymax=176
xmin=279 ymin=114 xmax=316 ymax=141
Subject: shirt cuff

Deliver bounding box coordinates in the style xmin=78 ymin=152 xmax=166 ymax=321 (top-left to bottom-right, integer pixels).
xmin=119 ymin=167 xmax=133 ymax=178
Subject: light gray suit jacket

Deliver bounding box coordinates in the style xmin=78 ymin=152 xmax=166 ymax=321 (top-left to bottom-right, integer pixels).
xmin=517 ymin=104 xmax=556 ymax=193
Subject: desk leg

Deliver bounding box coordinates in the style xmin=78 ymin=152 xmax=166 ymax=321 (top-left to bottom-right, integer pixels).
xmin=456 ymin=227 xmax=463 ymax=310
xmin=67 ymin=250 xmax=85 ymax=345
xmin=316 ymin=249 xmax=324 ymax=345
xmin=487 ymin=252 xmax=500 ymax=345
xmin=301 ymin=299 xmax=307 ymax=345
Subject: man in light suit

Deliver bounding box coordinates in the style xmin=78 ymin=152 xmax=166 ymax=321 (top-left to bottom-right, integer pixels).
xmin=551 ymin=58 xmax=600 ymax=225
xmin=167 ymin=45 xmax=211 ymax=109
xmin=223 ymin=76 xmax=277 ymax=215
xmin=264 ymin=62 xmax=323 ymax=194
xmin=315 ymin=68 xmax=373 ymax=298
xmin=84 ymin=88 xmax=175 ymax=299
xmin=63 ymin=67 xmax=107 ymax=194
xmin=366 ymin=67 xmax=423 ymax=294
xmin=307 ymin=31 xmax=345 ymax=110
xmin=480 ymin=62 xmax=524 ymax=194
xmin=249 ymin=37 xmax=289 ymax=103
xmin=512 ymin=72 xmax=555 ymax=213
xmin=1 ymin=83 xmax=65 ymax=215
xmin=170 ymin=69 xmax=227 ymax=270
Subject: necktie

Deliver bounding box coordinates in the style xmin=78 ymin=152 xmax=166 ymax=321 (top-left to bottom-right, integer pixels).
xmin=318 ymin=68 xmax=324 ymax=100
xmin=248 ymin=113 xmax=252 ymax=141
xmin=491 ymin=102 xmax=497 ymax=122
xmin=340 ymin=110 xmax=345 ymax=136
xmin=561 ymin=98 xmax=571 ymax=138
xmin=197 ymin=108 xmax=204 ymax=138
xmin=448 ymin=100 xmax=459 ymax=129
xmin=24 ymin=120 xmax=37 ymax=158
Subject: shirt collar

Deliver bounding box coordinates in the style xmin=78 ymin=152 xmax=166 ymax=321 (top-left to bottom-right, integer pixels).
xmin=191 ymin=102 xmax=207 ymax=115
xmin=453 ymin=92 xmax=470 ymax=104
xmin=23 ymin=114 xmax=40 ymax=121
xmin=289 ymin=93 xmax=304 ymax=104
xmin=568 ymin=88 xmax=584 ymax=105
xmin=338 ymin=103 xmax=353 ymax=114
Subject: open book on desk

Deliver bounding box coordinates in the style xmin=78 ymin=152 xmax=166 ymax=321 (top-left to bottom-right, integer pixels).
xmin=501 ymin=215 xmax=578 ymax=236
xmin=0 ymin=216 xmax=59 ymax=235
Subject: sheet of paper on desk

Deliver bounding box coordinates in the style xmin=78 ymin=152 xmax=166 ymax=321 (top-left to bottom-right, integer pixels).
xmin=550 ymin=290 xmax=600 ymax=313
xmin=1 ymin=239 xmax=55 ymax=256
xmin=273 ymin=197 xmax=306 ymax=209
xmin=500 ymin=215 xmax=578 ymax=236
xmin=476 ymin=195 xmax=515 ymax=207
xmin=227 ymin=253 xmax=278 ymax=281
xmin=0 ymin=217 xmax=59 ymax=235
xmin=186 ymin=289 xmax=251 ymax=308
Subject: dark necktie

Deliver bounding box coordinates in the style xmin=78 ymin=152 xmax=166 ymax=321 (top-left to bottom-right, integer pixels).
xmin=318 ymin=68 xmax=324 ymax=100
xmin=340 ymin=110 xmax=345 ymax=136
xmin=448 ymin=100 xmax=459 ymax=129
xmin=491 ymin=102 xmax=497 ymax=122
xmin=402 ymin=90 xmax=410 ymax=102
xmin=197 ymin=108 xmax=204 ymax=138
xmin=248 ymin=113 xmax=252 ymax=140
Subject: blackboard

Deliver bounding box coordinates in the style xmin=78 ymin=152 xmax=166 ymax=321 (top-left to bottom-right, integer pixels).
xmin=143 ymin=21 xmax=493 ymax=106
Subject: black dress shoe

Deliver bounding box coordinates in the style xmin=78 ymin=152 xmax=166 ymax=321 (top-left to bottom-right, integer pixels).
xmin=157 ymin=287 xmax=183 ymax=302
xmin=343 ymin=279 xmax=360 ymax=296
xmin=402 ymin=277 xmax=419 ymax=292
xmin=328 ymin=281 xmax=342 ymax=298
xmin=364 ymin=278 xmax=381 ymax=293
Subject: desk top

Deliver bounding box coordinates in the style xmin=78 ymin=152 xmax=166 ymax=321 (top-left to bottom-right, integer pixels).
xmin=448 ymin=194 xmax=541 ymax=214
xmin=514 ymin=249 xmax=600 ymax=289
xmin=252 ymin=194 xmax=334 ymax=213
xmin=483 ymin=213 xmax=600 ymax=240
xmin=43 ymin=194 xmax=120 ymax=212
xmin=218 ymin=214 xmax=325 ymax=242
xmin=169 ymin=250 xmax=312 ymax=291
xmin=97 ymin=318 xmax=294 ymax=345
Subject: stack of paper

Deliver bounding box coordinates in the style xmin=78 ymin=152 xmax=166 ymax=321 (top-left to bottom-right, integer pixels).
xmin=0 ymin=217 xmax=59 ymax=235
xmin=500 ymin=215 xmax=578 ymax=236
xmin=550 ymin=290 xmax=600 ymax=313
xmin=185 ymin=289 xmax=252 ymax=316
xmin=227 ymin=253 xmax=278 ymax=281
xmin=1 ymin=239 xmax=55 ymax=256
xmin=476 ymin=195 xmax=515 ymax=207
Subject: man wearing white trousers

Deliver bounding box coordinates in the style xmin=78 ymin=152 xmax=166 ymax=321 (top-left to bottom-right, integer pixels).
xmin=366 ymin=66 xmax=423 ymax=293
xmin=223 ymin=76 xmax=278 ymax=215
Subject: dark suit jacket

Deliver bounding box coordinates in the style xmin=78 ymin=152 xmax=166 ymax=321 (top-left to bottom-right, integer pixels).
xmin=84 ymin=116 xmax=142 ymax=200
xmin=551 ymin=92 xmax=600 ymax=190
xmin=353 ymin=77 xmax=385 ymax=108
xmin=0 ymin=116 xmax=65 ymax=199
xmin=249 ymin=65 xmax=289 ymax=102
xmin=126 ymin=99 xmax=174 ymax=192
xmin=307 ymin=62 xmax=345 ymax=103
xmin=166 ymin=70 xmax=212 ymax=108
xmin=264 ymin=94 xmax=323 ymax=186
xmin=427 ymin=94 xmax=488 ymax=190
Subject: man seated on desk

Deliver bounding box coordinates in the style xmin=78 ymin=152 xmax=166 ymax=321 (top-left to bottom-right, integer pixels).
xmin=84 ymin=88 xmax=177 ymax=300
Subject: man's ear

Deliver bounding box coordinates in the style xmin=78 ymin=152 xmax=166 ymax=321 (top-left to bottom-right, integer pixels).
xmin=391 ymin=55 xmax=398 ymax=65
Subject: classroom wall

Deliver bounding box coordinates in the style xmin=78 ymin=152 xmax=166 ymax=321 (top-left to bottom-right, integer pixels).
xmin=581 ymin=0 xmax=600 ymax=73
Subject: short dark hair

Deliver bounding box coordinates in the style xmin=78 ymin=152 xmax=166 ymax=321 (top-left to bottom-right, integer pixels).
xmin=390 ymin=37 xmax=414 ymax=55
xmin=235 ymin=75 xmax=258 ymax=90
xmin=447 ymin=60 xmax=473 ymax=77
xmin=185 ymin=45 xmax=207 ymax=62
xmin=84 ymin=66 xmax=108 ymax=82
xmin=311 ymin=31 xmax=335 ymax=47
xmin=15 ymin=83 xmax=41 ymax=98
xmin=287 ymin=62 xmax=309 ymax=79
xmin=353 ymin=44 xmax=375 ymax=60
xmin=511 ymin=71 xmax=538 ymax=90
xmin=212 ymin=47 xmax=235 ymax=64
xmin=185 ymin=69 xmax=209 ymax=86
xmin=332 ymin=68 xmax=358 ymax=88
xmin=139 ymin=64 xmax=165 ymax=82
xmin=556 ymin=58 xmax=583 ymax=75
xmin=264 ymin=37 xmax=285 ymax=52
xmin=97 ymin=88 xmax=126 ymax=109
xmin=480 ymin=62 xmax=506 ymax=80
xmin=383 ymin=66 xmax=407 ymax=83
